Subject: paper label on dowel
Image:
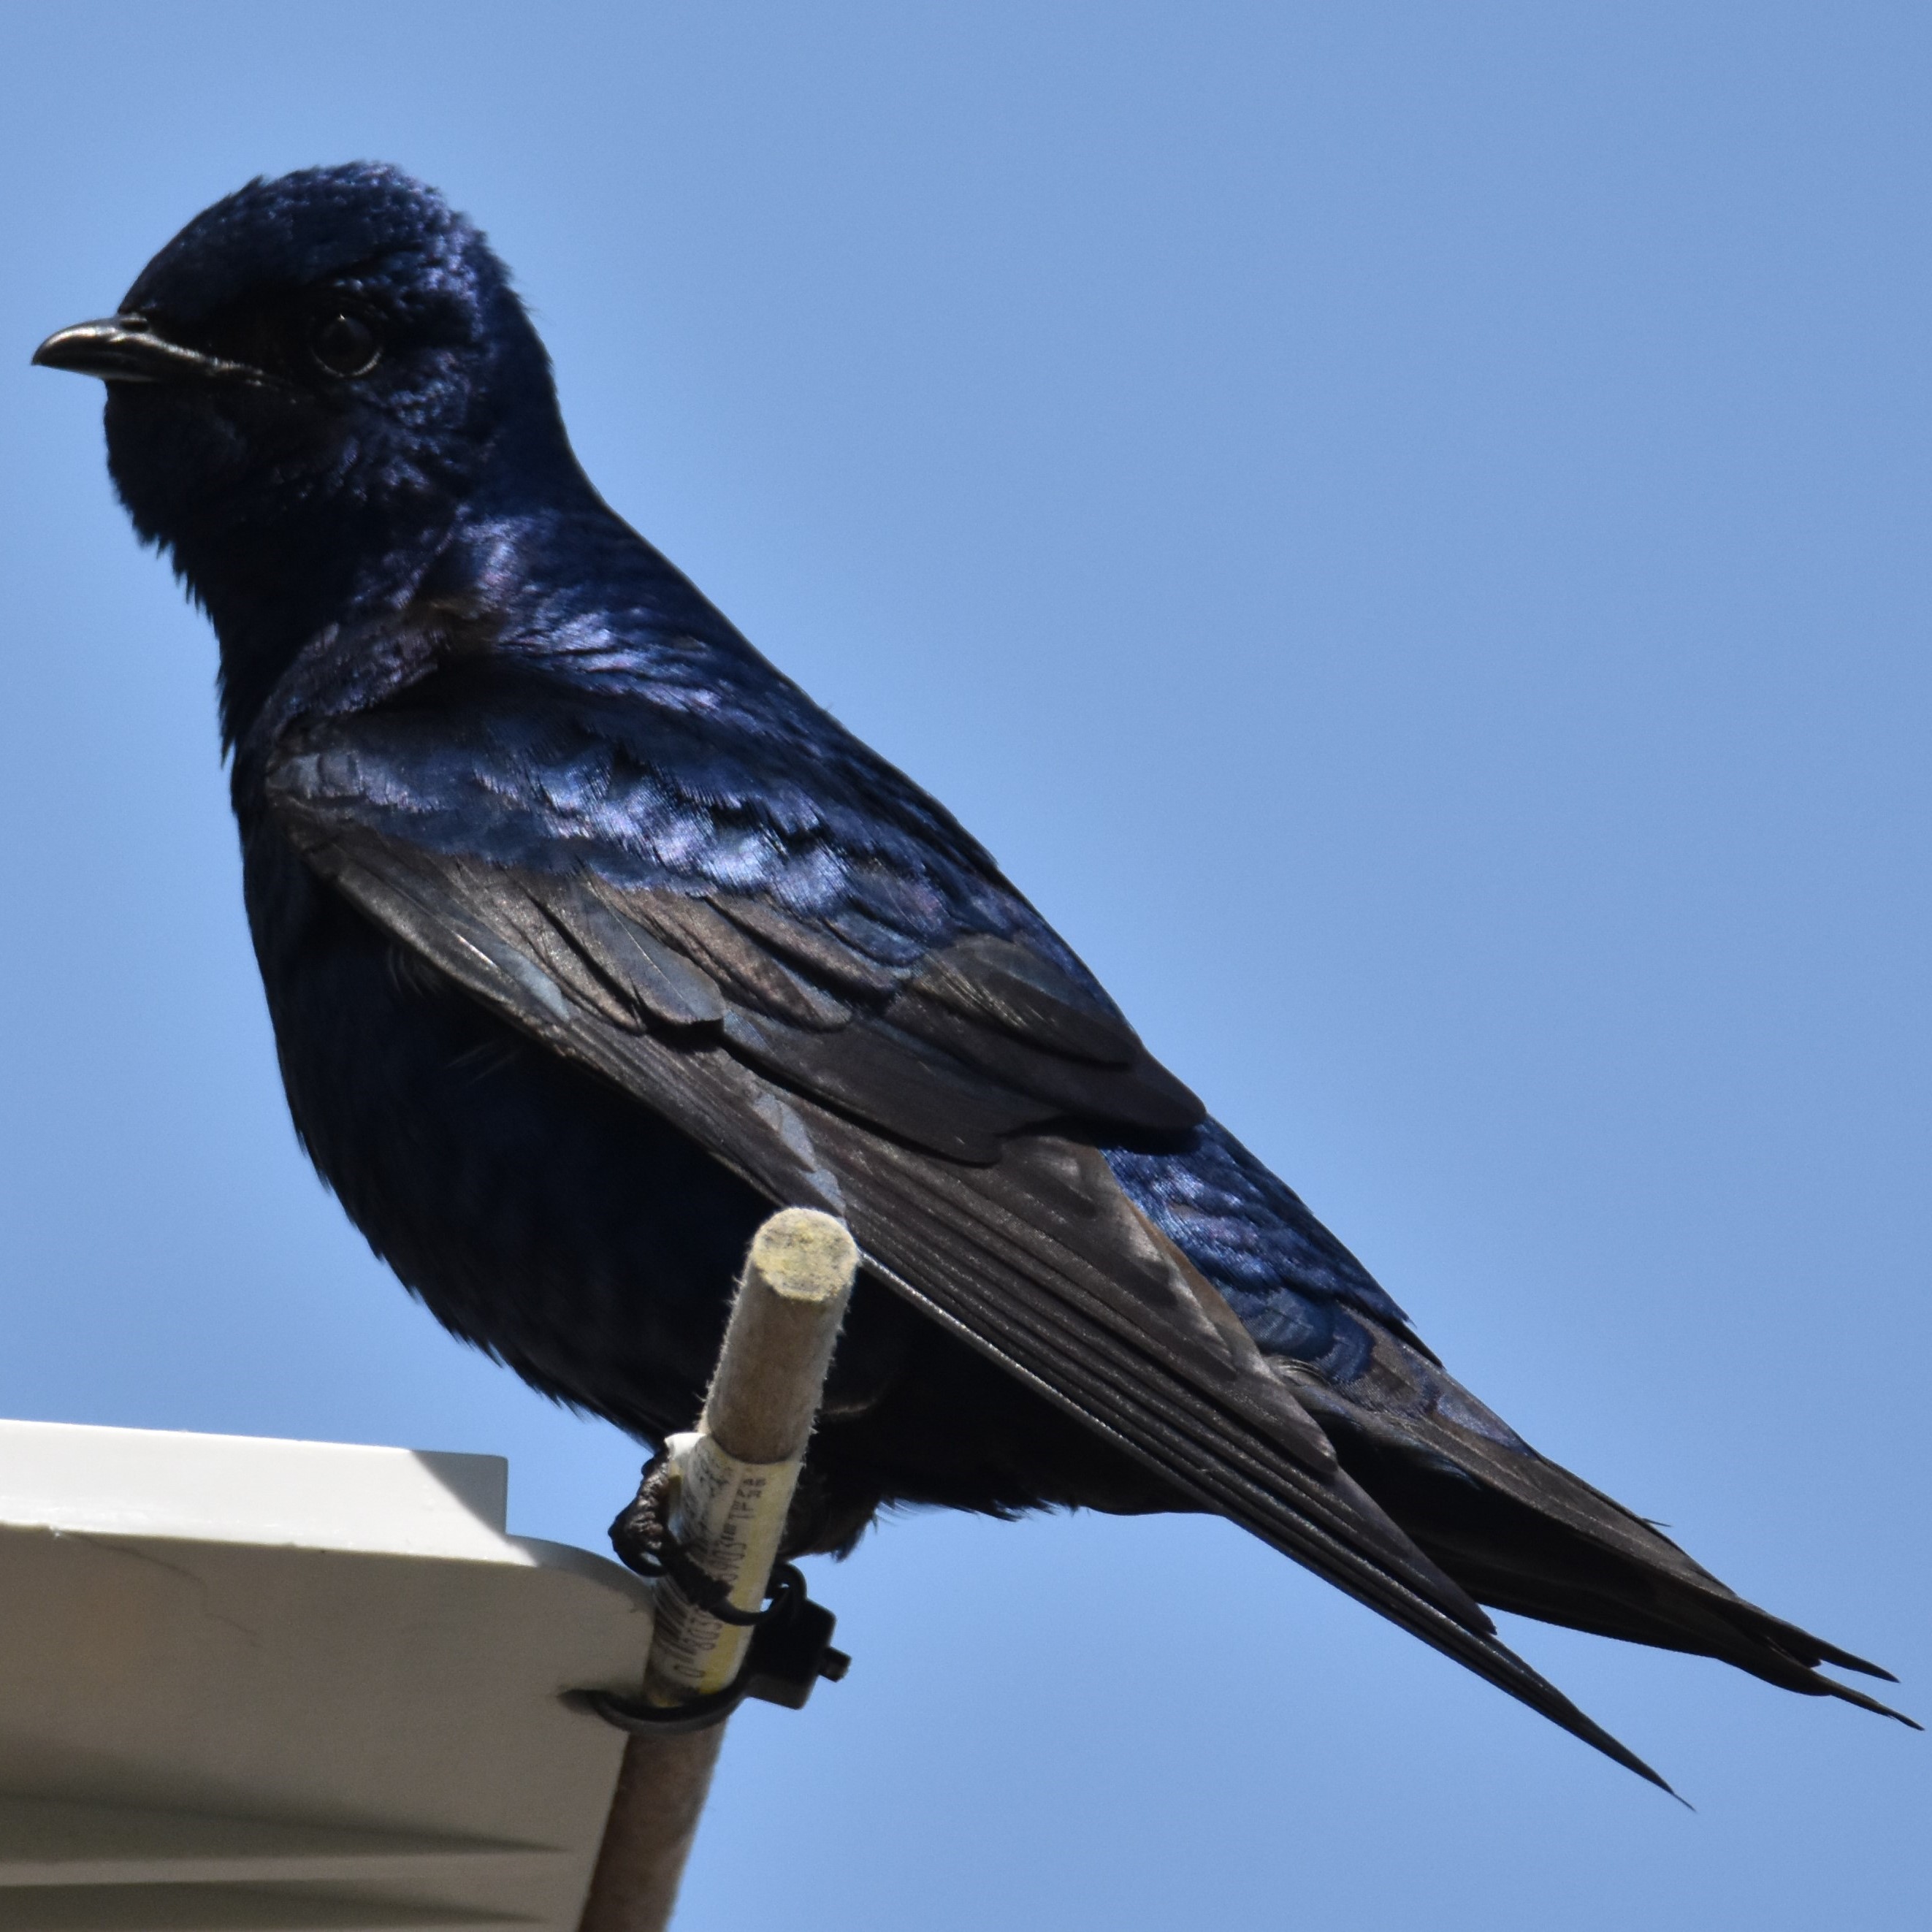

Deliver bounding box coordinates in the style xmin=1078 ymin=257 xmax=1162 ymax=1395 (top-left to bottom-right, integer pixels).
xmin=644 ymin=1429 xmax=802 ymax=1700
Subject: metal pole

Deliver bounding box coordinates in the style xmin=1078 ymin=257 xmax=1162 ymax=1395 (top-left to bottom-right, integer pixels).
xmin=578 ymin=1208 xmax=858 ymax=1932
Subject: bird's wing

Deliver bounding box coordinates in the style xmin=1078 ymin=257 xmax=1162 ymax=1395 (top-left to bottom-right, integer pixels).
xmin=261 ymin=668 xmax=1668 ymax=1786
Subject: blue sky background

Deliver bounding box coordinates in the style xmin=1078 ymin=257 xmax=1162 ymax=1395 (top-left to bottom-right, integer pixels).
xmin=1 ymin=5 xmax=1926 ymax=1925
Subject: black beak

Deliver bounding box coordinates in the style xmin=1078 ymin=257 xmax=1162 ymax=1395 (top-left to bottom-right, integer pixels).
xmin=32 ymin=314 xmax=269 ymax=386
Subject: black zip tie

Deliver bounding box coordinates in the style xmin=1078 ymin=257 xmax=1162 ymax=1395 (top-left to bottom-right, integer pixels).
xmin=579 ymin=1450 xmax=852 ymax=1735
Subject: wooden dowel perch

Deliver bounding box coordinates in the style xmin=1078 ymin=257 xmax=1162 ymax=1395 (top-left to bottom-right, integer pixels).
xmin=578 ymin=1208 xmax=858 ymax=1932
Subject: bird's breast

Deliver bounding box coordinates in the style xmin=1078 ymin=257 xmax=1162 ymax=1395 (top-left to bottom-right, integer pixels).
xmin=235 ymin=805 xmax=773 ymax=1437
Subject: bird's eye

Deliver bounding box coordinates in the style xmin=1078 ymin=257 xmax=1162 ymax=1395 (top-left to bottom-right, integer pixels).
xmin=309 ymin=310 xmax=381 ymax=379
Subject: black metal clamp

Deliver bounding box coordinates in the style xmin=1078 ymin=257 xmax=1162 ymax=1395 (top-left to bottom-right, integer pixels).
xmin=569 ymin=1454 xmax=850 ymax=1736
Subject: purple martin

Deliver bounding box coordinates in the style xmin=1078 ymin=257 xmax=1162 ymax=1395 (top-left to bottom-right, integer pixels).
xmin=34 ymin=164 xmax=1909 ymax=1786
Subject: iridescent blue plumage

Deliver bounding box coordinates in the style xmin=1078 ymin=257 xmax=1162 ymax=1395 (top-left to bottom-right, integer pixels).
xmin=1107 ymin=1126 xmax=1404 ymax=1385
xmin=256 ymin=506 xmax=1479 ymax=1400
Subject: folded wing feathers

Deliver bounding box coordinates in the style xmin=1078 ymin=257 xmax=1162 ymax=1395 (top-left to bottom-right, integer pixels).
xmin=271 ymin=787 xmax=1676 ymax=1784
xmin=910 ymin=935 xmax=1142 ymax=1065
xmin=713 ymin=893 xmax=909 ymax=998
xmin=553 ymin=878 xmax=728 ymax=1026
xmin=629 ymin=892 xmax=855 ymax=1031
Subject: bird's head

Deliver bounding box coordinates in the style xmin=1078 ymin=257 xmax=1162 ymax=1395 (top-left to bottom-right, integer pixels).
xmin=34 ymin=164 xmax=573 ymax=655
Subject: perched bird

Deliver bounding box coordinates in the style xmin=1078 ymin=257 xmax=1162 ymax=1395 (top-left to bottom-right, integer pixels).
xmin=36 ymin=164 xmax=1906 ymax=1787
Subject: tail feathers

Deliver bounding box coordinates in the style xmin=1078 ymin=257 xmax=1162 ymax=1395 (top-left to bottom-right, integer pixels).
xmin=1817 ymin=1679 xmax=1920 ymax=1726
xmin=1802 ymin=1634 xmax=1895 ymax=1680
xmin=1276 ymin=1337 xmax=1914 ymax=1731
xmin=1410 ymin=1506 xmax=1918 ymax=1729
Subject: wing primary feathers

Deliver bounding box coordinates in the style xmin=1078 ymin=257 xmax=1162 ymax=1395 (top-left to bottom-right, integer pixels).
xmin=860 ymin=1241 xmax=1677 ymax=1792
xmin=717 ymin=1009 xmax=1049 ymax=1164
xmin=269 ymin=738 xmax=1696 ymax=1790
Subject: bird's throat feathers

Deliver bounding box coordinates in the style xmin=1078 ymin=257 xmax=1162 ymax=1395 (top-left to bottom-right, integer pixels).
xmin=117 ymin=385 xmax=597 ymax=755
